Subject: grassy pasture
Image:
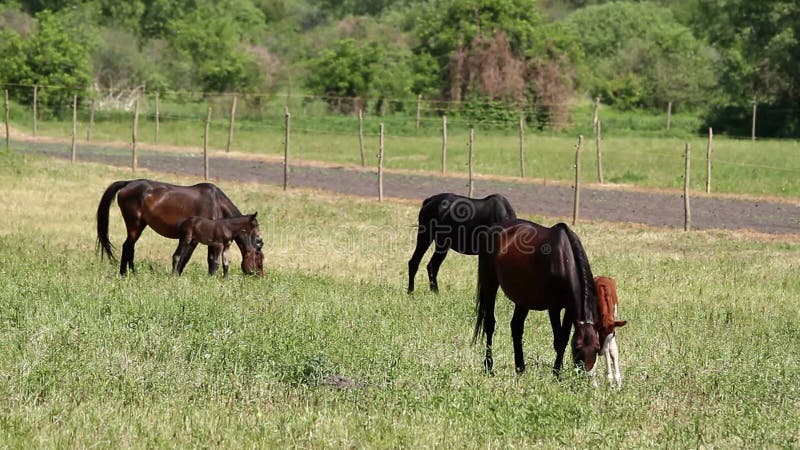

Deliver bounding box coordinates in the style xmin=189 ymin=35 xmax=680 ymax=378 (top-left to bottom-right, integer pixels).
xmin=6 ymin=97 xmax=800 ymax=198
xmin=0 ymin=152 xmax=799 ymax=448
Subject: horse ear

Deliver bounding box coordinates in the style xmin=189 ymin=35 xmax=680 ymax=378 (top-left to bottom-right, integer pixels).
xmin=252 ymin=212 xmax=258 ymax=219
xmin=614 ymin=320 xmax=628 ymax=328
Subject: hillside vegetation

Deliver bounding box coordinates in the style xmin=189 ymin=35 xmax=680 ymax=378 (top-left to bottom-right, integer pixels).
xmin=1 ymin=0 xmax=799 ymax=136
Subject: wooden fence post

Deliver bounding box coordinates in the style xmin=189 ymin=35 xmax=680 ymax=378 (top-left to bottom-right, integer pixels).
xmin=441 ymin=115 xmax=447 ymax=174
xmin=666 ymin=101 xmax=672 ymax=131
xmin=416 ymin=94 xmax=422 ymax=129
xmin=86 ymin=99 xmax=95 ymax=142
xmin=283 ymin=108 xmax=290 ymax=191
xmin=572 ymin=135 xmax=584 ymax=226
xmin=468 ymin=128 xmax=475 ymax=197
xmin=154 ymin=92 xmax=160 ymax=144
xmin=519 ymin=116 xmax=526 ymax=178
xmin=378 ymin=123 xmax=384 ymax=202
xmin=596 ymin=119 xmax=603 ymax=184
xmin=203 ymin=106 xmax=211 ymax=180
xmin=71 ymin=95 xmax=77 ymax=163
xmin=592 ymin=96 xmax=600 ymax=133
xmin=358 ymin=108 xmax=365 ymax=167
xmin=751 ymin=102 xmax=757 ymax=141
xmin=32 ymin=85 xmax=38 ymax=137
xmin=131 ymin=100 xmax=139 ymax=171
xmin=706 ymin=127 xmax=713 ymax=194
xmin=3 ymin=89 xmax=9 ymax=151
xmin=226 ymin=94 xmax=237 ymax=153
xmin=684 ymin=143 xmax=691 ymax=231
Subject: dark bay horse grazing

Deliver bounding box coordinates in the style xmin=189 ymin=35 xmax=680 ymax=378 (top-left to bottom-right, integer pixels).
xmin=408 ymin=193 xmax=516 ymax=293
xmin=96 ymin=179 xmax=263 ymax=276
xmin=174 ymin=213 xmax=262 ymax=277
xmin=595 ymin=276 xmax=627 ymax=388
xmin=474 ymin=220 xmax=601 ymax=377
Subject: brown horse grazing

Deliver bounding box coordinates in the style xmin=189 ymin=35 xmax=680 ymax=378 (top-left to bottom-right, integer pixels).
xmin=595 ymin=276 xmax=627 ymax=388
xmin=96 ymin=179 xmax=263 ymax=276
xmin=174 ymin=213 xmax=263 ymax=277
xmin=474 ymin=219 xmax=602 ymax=377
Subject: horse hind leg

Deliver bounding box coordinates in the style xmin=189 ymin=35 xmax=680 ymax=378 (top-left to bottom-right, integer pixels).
xmin=172 ymin=239 xmax=194 ymax=276
xmin=207 ymin=245 xmax=221 ymax=276
xmin=120 ymin=224 xmax=146 ymax=276
xmin=426 ymin=243 xmax=449 ymax=293
xmin=407 ymin=231 xmax=432 ymax=294
xmin=477 ymin=254 xmax=499 ymax=374
xmin=221 ymin=243 xmax=231 ymax=278
xmin=177 ymin=241 xmax=199 ymax=275
xmin=511 ymin=306 xmax=529 ymax=374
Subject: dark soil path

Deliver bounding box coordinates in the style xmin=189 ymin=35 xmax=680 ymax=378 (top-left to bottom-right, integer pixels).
xmin=14 ymin=140 xmax=800 ymax=235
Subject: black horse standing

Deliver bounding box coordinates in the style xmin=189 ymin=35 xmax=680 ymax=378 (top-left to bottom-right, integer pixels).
xmin=407 ymin=193 xmax=516 ymax=293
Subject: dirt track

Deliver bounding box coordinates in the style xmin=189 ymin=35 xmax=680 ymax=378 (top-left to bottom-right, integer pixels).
xmin=13 ymin=139 xmax=800 ymax=235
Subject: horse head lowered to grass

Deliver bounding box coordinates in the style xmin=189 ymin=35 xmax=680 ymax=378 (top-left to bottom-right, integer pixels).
xmin=96 ymin=179 xmax=263 ymax=276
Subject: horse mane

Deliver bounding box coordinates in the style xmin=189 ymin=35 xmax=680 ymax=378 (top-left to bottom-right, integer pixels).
xmin=499 ymin=195 xmax=517 ymax=220
xmin=213 ymin=185 xmax=242 ymax=217
xmin=554 ymin=223 xmax=598 ymax=323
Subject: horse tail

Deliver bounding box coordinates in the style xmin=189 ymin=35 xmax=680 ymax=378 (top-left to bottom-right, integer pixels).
xmin=96 ymin=180 xmax=131 ymax=261
xmin=554 ymin=222 xmax=597 ymax=322
xmin=472 ymin=254 xmax=495 ymax=344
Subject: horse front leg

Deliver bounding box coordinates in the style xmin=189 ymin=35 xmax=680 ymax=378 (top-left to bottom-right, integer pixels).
xmin=511 ymin=306 xmax=529 ymax=374
xmin=608 ymin=335 xmax=622 ymax=389
xmin=549 ymin=308 xmax=572 ymax=378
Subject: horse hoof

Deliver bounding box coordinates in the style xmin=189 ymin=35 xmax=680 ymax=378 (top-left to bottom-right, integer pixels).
xmin=483 ymin=357 xmax=493 ymax=374
xmin=515 ymin=365 xmax=526 ymax=374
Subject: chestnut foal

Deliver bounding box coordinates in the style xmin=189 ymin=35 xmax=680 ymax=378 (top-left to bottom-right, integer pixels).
xmin=594 ymin=276 xmax=627 ymax=388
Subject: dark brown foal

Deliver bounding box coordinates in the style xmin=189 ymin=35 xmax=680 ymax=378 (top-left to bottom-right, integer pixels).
xmin=174 ymin=213 xmax=262 ymax=277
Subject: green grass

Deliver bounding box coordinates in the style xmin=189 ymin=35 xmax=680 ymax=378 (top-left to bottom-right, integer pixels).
xmin=7 ymin=97 xmax=800 ymax=198
xmin=0 ymin=151 xmax=799 ymax=448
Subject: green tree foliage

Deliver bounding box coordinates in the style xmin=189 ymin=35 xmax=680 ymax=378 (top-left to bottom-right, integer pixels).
xmin=691 ymin=0 xmax=800 ymax=136
xmin=562 ymin=1 xmax=715 ymax=110
xmin=304 ymin=38 xmax=416 ymax=112
xmin=317 ymin=0 xmax=405 ymax=18
xmin=0 ymin=9 xmax=93 ymax=109
xmin=166 ymin=2 xmax=267 ymax=92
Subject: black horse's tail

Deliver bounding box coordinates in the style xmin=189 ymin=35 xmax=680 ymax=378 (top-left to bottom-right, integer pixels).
xmin=472 ymin=254 xmax=496 ymax=344
xmin=96 ymin=180 xmax=131 ymax=261
xmin=554 ymin=223 xmax=597 ymax=321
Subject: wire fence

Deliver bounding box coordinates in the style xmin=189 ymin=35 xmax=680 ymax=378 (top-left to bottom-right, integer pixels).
xmin=2 ymin=83 xmax=799 ymax=203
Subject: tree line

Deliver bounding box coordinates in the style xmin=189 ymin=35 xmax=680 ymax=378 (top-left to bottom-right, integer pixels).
xmin=0 ymin=0 xmax=798 ymax=136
